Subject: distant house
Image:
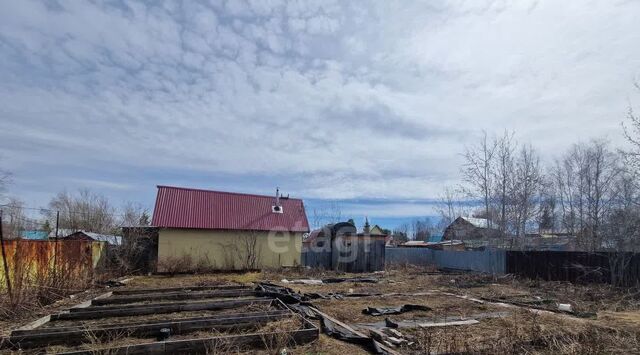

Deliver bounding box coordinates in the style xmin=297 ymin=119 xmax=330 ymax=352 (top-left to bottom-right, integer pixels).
xmin=369 ymin=224 xmax=387 ymax=236
xmin=19 ymin=230 xmax=49 ymax=240
xmin=302 ymin=221 xmax=385 ymax=272
xmin=400 ymin=240 xmax=465 ymax=251
xmin=63 ymin=231 xmax=122 ymax=246
xmin=302 ymin=228 xmax=329 ymax=252
xmin=151 ymin=186 xmax=310 ymax=271
xmin=521 ymin=233 xmax=578 ymax=251
xmin=443 ymin=217 xmax=503 ymax=241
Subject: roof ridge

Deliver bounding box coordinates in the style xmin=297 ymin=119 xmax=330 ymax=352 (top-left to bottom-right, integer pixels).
xmin=156 ymin=185 xmax=303 ymax=201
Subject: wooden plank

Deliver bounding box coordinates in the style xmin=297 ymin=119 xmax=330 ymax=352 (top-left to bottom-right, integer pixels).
xmin=9 ymin=311 xmax=293 ymax=348
xmin=111 ymin=284 xmax=249 ymax=296
xmin=308 ymin=306 xmax=400 ymax=355
xmin=56 ymin=317 xmax=319 ymax=355
xmin=12 ymin=310 xmax=288 ymax=336
xmin=71 ymin=297 xmax=257 ymax=313
xmin=69 ymin=291 xmax=113 ymax=310
xmin=91 ymin=289 xmax=256 ymax=305
xmin=53 ymin=298 xmax=273 ymax=321
xmin=13 ymin=315 xmax=51 ymax=332
xmin=418 ymin=319 xmax=479 ymax=328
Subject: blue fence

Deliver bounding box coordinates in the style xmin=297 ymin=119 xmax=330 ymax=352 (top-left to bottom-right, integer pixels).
xmin=386 ymin=248 xmax=506 ymax=274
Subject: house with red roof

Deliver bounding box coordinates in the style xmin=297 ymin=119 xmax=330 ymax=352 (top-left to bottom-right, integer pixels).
xmin=151 ymin=186 xmax=310 ymax=271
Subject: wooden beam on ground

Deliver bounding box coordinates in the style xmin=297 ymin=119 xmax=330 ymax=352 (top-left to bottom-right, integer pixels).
xmin=111 ymin=285 xmax=249 ymax=296
xmin=69 ymin=291 xmax=114 ymax=310
xmin=55 ymin=317 xmax=319 ymax=355
xmin=13 ymin=315 xmax=51 ymax=332
xmin=9 ymin=311 xmax=292 ymax=348
xmin=418 ymin=319 xmax=479 ymax=328
xmin=52 ymin=298 xmax=273 ymax=321
xmin=308 ymin=306 xmax=401 ymax=355
xmin=91 ymin=289 xmax=255 ymax=305
xmin=12 ymin=310 xmax=288 ymax=336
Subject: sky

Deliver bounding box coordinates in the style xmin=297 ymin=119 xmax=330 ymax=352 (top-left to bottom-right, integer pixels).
xmin=1 ymin=0 xmax=640 ymax=230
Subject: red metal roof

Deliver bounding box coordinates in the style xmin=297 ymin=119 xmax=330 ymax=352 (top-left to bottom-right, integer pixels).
xmin=151 ymin=186 xmax=310 ymax=232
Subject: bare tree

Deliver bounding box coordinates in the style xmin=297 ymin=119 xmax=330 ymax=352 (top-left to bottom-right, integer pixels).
xmin=311 ymin=201 xmax=342 ymax=229
xmin=236 ymin=231 xmax=262 ymax=270
xmin=0 ymin=158 xmax=11 ymax=201
xmin=462 ymin=131 xmax=498 ymax=228
xmin=536 ymin=178 xmax=558 ymax=233
xmin=120 ymin=202 xmax=150 ymax=227
xmin=392 ymin=223 xmax=410 ymax=245
xmin=1 ymin=197 xmax=25 ymax=238
xmin=492 ymin=131 xmax=516 ymax=233
xmin=436 ymin=186 xmax=469 ymax=229
xmin=621 ymin=82 xmax=640 ymax=174
xmin=47 ymin=189 xmax=116 ymax=234
xmin=603 ymin=171 xmax=640 ymax=285
xmin=510 ymin=144 xmax=543 ymax=237
xmin=410 ymin=217 xmax=433 ymax=241
xmin=552 ymin=140 xmax=621 ymax=250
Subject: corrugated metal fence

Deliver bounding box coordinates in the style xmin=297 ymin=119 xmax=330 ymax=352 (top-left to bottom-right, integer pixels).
xmin=506 ymin=251 xmax=640 ymax=286
xmin=0 ymin=239 xmax=105 ymax=290
xmin=301 ymin=250 xmax=331 ymax=269
xmin=385 ymin=249 xmax=640 ymax=286
xmin=386 ymin=248 xmax=506 ymax=274
xmin=301 ymin=238 xmax=386 ymax=272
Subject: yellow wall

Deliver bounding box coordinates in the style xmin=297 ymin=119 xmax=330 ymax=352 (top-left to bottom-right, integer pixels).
xmin=157 ymin=228 xmax=303 ymax=271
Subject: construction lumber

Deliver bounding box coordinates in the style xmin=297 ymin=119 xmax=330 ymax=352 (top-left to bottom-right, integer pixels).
xmin=309 ymin=306 xmax=400 ymax=355
xmin=12 ymin=310 xmax=288 ymax=336
xmin=91 ymin=289 xmax=256 ymax=305
xmin=111 ymin=284 xmax=248 ymax=296
xmin=418 ymin=319 xmax=479 ymax=328
xmin=52 ymin=298 xmax=273 ymax=321
xmin=9 ymin=311 xmax=292 ymax=348
xmin=55 ymin=319 xmax=319 ymax=355
xmin=12 ymin=315 xmax=51 ymax=332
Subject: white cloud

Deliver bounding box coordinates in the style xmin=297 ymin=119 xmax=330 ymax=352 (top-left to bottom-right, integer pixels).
xmin=0 ymin=0 xmax=639 ymax=215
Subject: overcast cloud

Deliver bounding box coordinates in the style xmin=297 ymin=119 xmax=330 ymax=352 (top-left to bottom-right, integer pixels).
xmin=1 ymin=0 xmax=639 ymax=226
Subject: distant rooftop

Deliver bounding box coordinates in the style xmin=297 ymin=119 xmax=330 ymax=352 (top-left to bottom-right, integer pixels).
xmin=461 ymin=217 xmax=489 ymax=228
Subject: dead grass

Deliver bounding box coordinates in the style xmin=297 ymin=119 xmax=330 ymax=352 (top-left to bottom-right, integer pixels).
xmin=6 ymin=266 xmax=640 ymax=354
xmin=125 ymin=272 xmax=261 ymax=288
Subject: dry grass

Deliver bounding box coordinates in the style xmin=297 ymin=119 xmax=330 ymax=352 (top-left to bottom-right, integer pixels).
xmin=6 ymin=266 xmax=640 ymax=354
xmin=125 ymin=272 xmax=261 ymax=288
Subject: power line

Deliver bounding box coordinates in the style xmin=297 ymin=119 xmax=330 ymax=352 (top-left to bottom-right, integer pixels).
xmin=0 ymin=203 xmax=142 ymax=219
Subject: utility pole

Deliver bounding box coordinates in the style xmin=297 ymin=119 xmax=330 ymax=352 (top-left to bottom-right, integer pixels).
xmin=0 ymin=210 xmax=13 ymax=302
xmin=54 ymin=211 xmax=59 ymax=279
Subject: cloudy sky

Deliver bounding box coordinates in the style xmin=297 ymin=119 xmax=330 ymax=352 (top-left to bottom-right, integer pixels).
xmin=1 ymin=0 xmax=639 ymax=228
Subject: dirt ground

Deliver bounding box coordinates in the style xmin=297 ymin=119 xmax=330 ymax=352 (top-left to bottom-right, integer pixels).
xmin=2 ymin=265 xmax=640 ymax=354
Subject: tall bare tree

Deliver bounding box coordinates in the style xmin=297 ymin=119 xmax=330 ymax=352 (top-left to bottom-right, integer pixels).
xmin=552 ymin=140 xmax=621 ymax=250
xmin=462 ymin=131 xmax=498 ymax=228
xmin=0 ymin=158 xmax=11 ymax=201
xmin=436 ymin=186 xmax=468 ymax=229
xmin=510 ymin=144 xmax=543 ymax=237
xmin=392 ymin=223 xmax=410 ymax=244
xmin=311 ymin=201 xmax=342 ymax=229
xmin=120 ymin=202 xmax=150 ymax=227
xmin=537 ymin=178 xmax=558 ymax=233
xmin=47 ymin=189 xmax=116 ymax=234
xmin=492 ymin=131 xmax=516 ymax=233
xmin=621 ymin=82 xmax=640 ymax=174
xmin=1 ymin=197 xmax=26 ymax=238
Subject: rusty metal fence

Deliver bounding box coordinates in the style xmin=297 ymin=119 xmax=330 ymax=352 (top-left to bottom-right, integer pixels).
xmin=0 ymin=239 xmax=104 ymax=294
